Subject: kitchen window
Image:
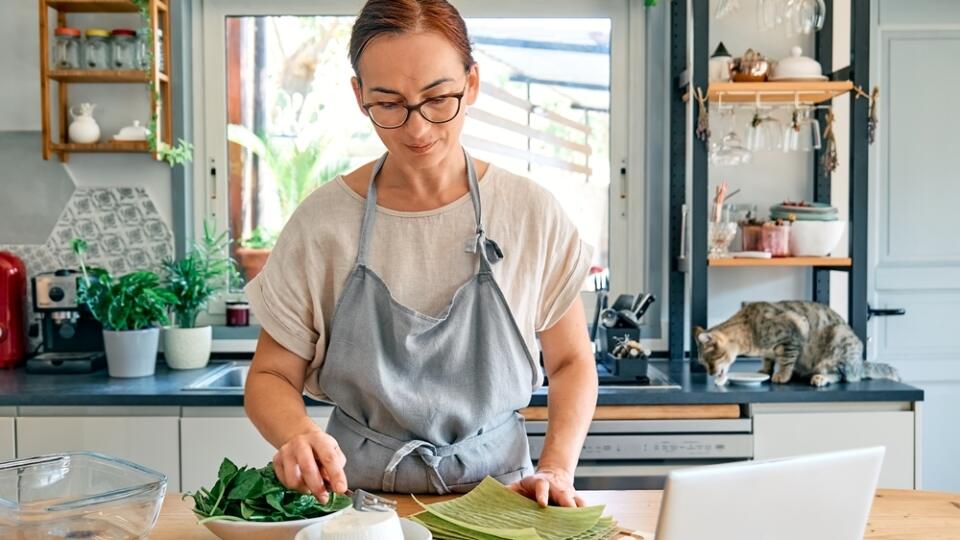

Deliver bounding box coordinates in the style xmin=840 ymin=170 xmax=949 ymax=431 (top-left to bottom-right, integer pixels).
xmin=195 ymin=0 xmax=652 ymax=338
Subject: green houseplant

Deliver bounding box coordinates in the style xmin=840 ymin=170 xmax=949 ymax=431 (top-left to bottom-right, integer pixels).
xmin=71 ymin=238 xmax=177 ymax=378
xmin=161 ymin=220 xmax=239 ymax=370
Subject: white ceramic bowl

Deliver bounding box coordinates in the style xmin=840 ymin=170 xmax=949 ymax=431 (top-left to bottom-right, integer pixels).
xmin=202 ymin=507 xmax=348 ymax=540
xmin=789 ymin=220 xmax=845 ymax=256
xmin=294 ymin=515 xmax=433 ymax=540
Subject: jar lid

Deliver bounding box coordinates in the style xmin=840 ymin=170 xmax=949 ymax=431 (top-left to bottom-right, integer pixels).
xmin=55 ymin=27 xmax=82 ymax=37
xmin=111 ymin=28 xmax=136 ymax=37
xmin=85 ymin=28 xmax=110 ymax=38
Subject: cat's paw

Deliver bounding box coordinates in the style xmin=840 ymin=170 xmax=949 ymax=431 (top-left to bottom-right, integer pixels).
xmin=810 ymin=374 xmax=832 ymax=387
xmin=714 ymin=375 xmax=729 ymax=387
xmin=771 ymin=371 xmax=793 ymax=384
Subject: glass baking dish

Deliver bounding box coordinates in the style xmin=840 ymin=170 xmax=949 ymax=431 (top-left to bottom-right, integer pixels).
xmin=0 ymin=452 xmax=167 ymax=539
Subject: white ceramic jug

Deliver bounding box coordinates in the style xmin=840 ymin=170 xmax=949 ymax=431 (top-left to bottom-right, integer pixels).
xmin=68 ymin=103 xmax=101 ymax=144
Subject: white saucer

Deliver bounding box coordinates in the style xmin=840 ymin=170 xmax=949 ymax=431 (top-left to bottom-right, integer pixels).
xmin=294 ymin=517 xmax=432 ymax=540
xmin=726 ymin=372 xmax=770 ymax=386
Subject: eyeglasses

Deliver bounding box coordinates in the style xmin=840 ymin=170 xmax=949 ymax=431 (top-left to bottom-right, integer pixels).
xmin=361 ymin=81 xmax=467 ymax=129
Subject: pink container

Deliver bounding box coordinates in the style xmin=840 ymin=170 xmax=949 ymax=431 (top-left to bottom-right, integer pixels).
xmin=740 ymin=222 xmax=791 ymax=256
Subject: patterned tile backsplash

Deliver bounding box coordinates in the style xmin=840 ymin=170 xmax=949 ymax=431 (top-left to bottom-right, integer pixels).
xmin=0 ymin=187 xmax=174 ymax=329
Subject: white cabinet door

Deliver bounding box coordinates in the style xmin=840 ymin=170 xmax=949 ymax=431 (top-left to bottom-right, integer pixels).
xmin=15 ymin=417 xmax=180 ymax=490
xmin=753 ymin=410 xmax=915 ymax=489
xmin=0 ymin=418 xmax=14 ymax=461
xmin=181 ymin=412 xmax=331 ymax=493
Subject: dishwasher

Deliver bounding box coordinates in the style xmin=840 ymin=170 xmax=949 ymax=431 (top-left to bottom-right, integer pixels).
xmin=526 ymin=416 xmax=753 ymax=490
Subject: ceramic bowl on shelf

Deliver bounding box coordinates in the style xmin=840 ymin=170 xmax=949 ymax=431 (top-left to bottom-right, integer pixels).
xmin=770 ymin=46 xmax=826 ymax=81
xmin=789 ymin=220 xmax=846 ymax=257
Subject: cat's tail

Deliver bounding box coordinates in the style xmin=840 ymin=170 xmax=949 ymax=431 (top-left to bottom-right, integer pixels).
xmin=863 ymin=362 xmax=901 ymax=382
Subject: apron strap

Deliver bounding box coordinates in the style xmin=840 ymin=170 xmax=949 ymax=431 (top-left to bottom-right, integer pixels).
xmin=383 ymin=440 xmax=449 ymax=494
xmin=356 ymin=152 xmax=389 ymax=267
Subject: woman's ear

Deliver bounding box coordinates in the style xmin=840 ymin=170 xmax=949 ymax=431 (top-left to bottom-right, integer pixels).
xmin=351 ymin=76 xmax=367 ymax=115
xmin=465 ymin=63 xmax=480 ymax=107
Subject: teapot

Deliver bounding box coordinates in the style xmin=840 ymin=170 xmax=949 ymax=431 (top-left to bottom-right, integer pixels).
xmin=68 ymin=103 xmax=101 ymax=144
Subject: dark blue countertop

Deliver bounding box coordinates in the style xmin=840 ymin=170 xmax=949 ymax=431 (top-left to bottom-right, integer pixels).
xmin=0 ymin=359 xmax=923 ymax=407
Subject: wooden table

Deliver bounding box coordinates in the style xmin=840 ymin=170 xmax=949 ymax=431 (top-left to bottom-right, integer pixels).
xmin=151 ymin=489 xmax=960 ymax=539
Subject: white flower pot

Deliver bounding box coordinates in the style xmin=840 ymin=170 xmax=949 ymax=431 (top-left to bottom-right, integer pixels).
xmin=102 ymin=328 xmax=160 ymax=378
xmin=162 ymin=326 xmax=212 ymax=370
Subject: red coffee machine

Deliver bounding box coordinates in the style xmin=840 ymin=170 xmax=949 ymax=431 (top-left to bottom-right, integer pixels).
xmin=0 ymin=252 xmax=27 ymax=369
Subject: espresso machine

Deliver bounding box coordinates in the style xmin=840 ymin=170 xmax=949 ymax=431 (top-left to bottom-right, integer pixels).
xmin=28 ymin=269 xmax=105 ymax=373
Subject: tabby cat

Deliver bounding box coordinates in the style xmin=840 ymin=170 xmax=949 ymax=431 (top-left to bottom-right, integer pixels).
xmin=693 ymin=301 xmax=900 ymax=387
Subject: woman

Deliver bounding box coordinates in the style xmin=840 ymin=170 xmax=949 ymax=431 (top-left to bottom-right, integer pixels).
xmin=244 ymin=0 xmax=598 ymax=508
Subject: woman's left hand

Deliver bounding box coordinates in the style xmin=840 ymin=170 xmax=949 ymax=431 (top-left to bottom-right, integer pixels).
xmin=507 ymin=467 xmax=585 ymax=508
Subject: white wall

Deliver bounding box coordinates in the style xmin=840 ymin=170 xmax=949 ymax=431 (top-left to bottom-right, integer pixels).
xmin=0 ymin=2 xmax=173 ymax=229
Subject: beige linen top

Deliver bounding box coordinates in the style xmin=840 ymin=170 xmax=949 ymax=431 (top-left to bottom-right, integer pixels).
xmin=244 ymin=162 xmax=594 ymax=399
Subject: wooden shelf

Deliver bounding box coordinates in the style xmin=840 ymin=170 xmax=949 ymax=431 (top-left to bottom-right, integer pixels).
xmin=48 ymin=70 xmax=167 ymax=83
xmin=709 ymin=257 xmax=852 ymax=268
xmin=47 ymin=0 xmax=139 ymax=12
xmin=41 ymin=0 xmax=172 ymax=161
xmin=50 ymin=141 xmax=149 ymax=153
xmin=708 ymin=81 xmax=854 ymax=105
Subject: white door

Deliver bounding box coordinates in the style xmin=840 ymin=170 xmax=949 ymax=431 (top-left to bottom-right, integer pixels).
xmin=870 ymin=0 xmax=960 ymax=491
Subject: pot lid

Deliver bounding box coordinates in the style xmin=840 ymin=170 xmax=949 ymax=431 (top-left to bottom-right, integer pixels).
xmin=775 ymin=46 xmax=823 ymax=77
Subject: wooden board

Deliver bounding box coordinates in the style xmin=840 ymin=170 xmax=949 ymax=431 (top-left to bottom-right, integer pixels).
xmin=709 ymin=256 xmax=852 ymax=267
xmin=50 ymin=141 xmax=149 ymax=152
xmin=152 ymin=489 xmax=960 ymax=540
xmin=48 ymin=70 xmax=162 ymax=83
xmin=708 ymin=80 xmax=854 ymax=105
xmin=520 ymin=404 xmax=741 ymax=421
xmin=47 ymin=0 xmax=140 ymax=12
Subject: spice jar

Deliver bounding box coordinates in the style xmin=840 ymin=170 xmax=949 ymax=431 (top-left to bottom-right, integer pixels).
xmin=136 ymin=28 xmax=164 ymax=71
xmin=53 ymin=27 xmax=82 ymax=69
xmin=225 ymin=301 xmax=250 ymax=327
xmin=110 ymin=28 xmax=137 ymax=69
xmin=82 ymin=28 xmax=111 ymax=69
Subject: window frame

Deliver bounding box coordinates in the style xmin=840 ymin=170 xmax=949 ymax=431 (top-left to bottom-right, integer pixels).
xmin=193 ymin=0 xmax=663 ymax=347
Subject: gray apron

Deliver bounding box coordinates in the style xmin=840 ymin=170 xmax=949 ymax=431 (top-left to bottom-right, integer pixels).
xmin=319 ymin=148 xmax=539 ymax=494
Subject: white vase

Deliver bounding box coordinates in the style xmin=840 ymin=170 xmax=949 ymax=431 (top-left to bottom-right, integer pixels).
xmin=68 ymin=102 xmax=101 ymax=144
xmin=163 ymin=326 xmax=212 ymax=370
xmin=102 ymin=328 xmax=160 ymax=378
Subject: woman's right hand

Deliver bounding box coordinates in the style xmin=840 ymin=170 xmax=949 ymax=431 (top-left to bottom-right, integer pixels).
xmin=273 ymin=426 xmax=348 ymax=504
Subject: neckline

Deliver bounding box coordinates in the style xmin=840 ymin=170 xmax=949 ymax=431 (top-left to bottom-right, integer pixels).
xmin=334 ymin=162 xmax=496 ymax=218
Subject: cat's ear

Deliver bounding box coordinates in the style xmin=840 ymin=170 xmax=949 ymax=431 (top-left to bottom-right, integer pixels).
xmin=694 ymin=326 xmax=712 ymax=344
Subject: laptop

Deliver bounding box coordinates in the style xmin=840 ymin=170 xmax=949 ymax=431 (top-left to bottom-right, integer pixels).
xmin=652 ymin=447 xmax=885 ymax=540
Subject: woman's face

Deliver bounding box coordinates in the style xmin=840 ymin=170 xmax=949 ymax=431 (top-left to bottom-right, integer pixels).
xmin=352 ymin=31 xmax=479 ymax=170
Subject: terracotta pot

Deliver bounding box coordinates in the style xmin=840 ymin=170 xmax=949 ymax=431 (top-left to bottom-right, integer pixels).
xmin=236 ymin=247 xmax=271 ymax=281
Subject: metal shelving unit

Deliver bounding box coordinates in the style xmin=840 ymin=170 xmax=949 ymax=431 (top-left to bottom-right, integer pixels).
xmin=668 ymin=0 xmax=872 ymax=365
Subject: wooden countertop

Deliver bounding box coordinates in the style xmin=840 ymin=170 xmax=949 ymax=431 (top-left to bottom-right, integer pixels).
xmin=151 ymin=488 xmax=960 ymax=539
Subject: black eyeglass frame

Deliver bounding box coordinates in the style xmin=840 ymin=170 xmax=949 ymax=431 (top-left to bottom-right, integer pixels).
xmin=360 ymin=80 xmax=469 ymax=129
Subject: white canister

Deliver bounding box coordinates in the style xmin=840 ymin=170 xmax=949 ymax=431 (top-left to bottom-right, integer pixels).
xmin=68 ymin=103 xmax=101 ymax=144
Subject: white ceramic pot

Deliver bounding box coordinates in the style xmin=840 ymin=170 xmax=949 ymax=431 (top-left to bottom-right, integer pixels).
xmin=68 ymin=102 xmax=101 ymax=144
xmin=102 ymin=328 xmax=160 ymax=378
xmin=163 ymin=326 xmax=212 ymax=370
xmin=789 ymin=220 xmax=846 ymax=256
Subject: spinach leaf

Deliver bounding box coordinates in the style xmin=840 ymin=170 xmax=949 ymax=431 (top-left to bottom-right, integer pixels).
xmin=185 ymin=459 xmax=351 ymax=523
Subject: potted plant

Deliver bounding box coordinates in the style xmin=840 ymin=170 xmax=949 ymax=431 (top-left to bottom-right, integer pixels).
xmin=71 ymin=238 xmax=177 ymax=378
xmin=161 ymin=220 xmax=239 ymax=370
xmin=235 ymin=226 xmax=277 ymax=281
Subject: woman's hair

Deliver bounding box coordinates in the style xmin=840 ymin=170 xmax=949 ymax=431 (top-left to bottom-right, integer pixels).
xmin=349 ymin=0 xmax=475 ymax=81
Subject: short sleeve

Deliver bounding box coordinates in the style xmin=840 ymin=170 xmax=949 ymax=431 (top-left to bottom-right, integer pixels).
xmin=243 ymin=219 xmax=321 ymax=361
xmin=535 ymin=197 xmax=595 ymax=332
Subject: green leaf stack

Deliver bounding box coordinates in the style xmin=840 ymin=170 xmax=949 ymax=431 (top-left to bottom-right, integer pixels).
xmin=184 ymin=458 xmax=351 ymax=523
xmin=411 ymin=477 xmax=620 ymax=540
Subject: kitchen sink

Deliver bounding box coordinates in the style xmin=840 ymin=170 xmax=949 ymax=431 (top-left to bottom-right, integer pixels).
xmin=182 ymin=362 xmax=249 ymax=391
